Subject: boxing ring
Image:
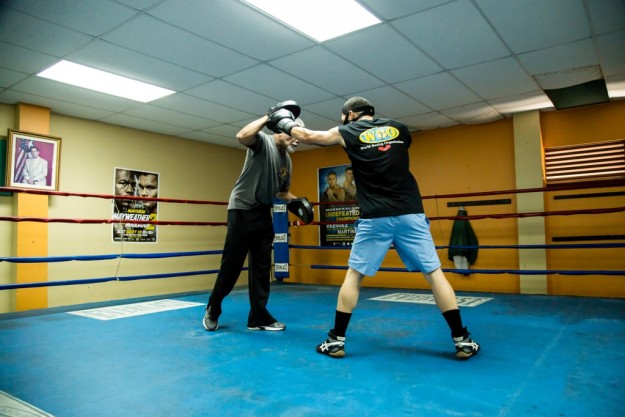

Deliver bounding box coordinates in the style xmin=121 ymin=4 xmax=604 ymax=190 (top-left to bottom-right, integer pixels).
xmin=1 ymin=181 xmax=624 ymax=294
xmin=1 ymin=183 xmax=624 ymax=417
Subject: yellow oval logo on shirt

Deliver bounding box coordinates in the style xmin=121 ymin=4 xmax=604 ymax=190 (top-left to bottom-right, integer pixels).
xmin=359 ymin=126 xmax=400 ymax=144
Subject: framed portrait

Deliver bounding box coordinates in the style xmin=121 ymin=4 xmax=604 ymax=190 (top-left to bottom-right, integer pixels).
xmin=5 ymin=129 xmax=62 ymax=191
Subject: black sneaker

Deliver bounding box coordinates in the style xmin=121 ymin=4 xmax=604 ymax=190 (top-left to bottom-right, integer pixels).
xmin=453 ymin=328 xmax=480 ymax=359
xmin=316 ymin=331 xmax=346 ymax=358
xmin=247 ymin=321 xmax=286 ymax=331
xmin=202 ymin=306 xmax=218 ymax=331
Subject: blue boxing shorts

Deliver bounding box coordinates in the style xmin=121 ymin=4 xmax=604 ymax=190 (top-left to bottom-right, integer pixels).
xmin=348 ymin=213 xmax=441 ymax=277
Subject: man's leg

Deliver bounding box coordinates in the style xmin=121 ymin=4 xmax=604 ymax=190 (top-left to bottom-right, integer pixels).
xmin=207 ymin=211 xmax=250 ymax=319
xmin=246 ymin=219 xmax=277 ymax=328
xmin=422 ymin=267 xmax=459 ymax=314
xmin=316 ymin=268 xmax=364 ymax=357
xmin=336 ymin=267 xmax=365 ymax=314
xmin=317 ymin=218 xmax=390 ymax=357
xmin=423 ymin=267 xmax=480 ymax=359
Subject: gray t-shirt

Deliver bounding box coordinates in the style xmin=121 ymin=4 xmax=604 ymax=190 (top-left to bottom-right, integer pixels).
xmin=228 ymin=131 xmax=291 ymax=210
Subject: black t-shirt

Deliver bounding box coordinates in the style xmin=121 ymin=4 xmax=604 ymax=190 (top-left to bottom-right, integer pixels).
xmin=338 ymin=118 xmax=424 ymax=218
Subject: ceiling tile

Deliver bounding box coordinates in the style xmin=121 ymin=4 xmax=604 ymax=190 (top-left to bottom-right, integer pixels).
xmin=518 ymin=39 xmax=598 ymax=75
xmin=0 ymin=0 xmax=620 ymax=149
xmin=0 ymin=89 xmax=116 ymax=120
xmin=0 ymin=67 xmax=28 ymax=88
xmin=101 ymin=113 xmax=192 ymax=136
xmin=476 ymin=0 xmax=590 ymax=53
xmin=224 ymin=64 xmax=334 ymax=105
xmin=452 ymin=57 xmax=540 ymax=99
xmin=102 ymin=15 xmax=258 ymax=77
xmin=392 ymin=0 xmax=509 ymax=69
xmin=398 ymin=112 xmax=458 ymax=131
xmin=396 ymin=72 xmax=482 ymax=110
xmin=153 ymin=93 xmax=253 ymax=123
xmin=359 ymin=0 xmax=450 ymax=20
xmin=112 ymin=0 xmax=162 ymax=11
xmin=186 ymin=80 xmax=275 ymax=114
xmin=349 ymin=86 xmax=430 ymax=118
xmin=0 ymin=42 xmax=58 ymax=74
xmin=125 ymin=105 xmax=221 ymax=130
xmin=295 ymin=112 xmax=338 ymax=132
xmin=533 ymin=65 xmax=603 ymax=90
xmin=202 ymin=124 xmax=241 ymax=139
xmin=67 ymin=40 xmax=213 ymax=91
xmin=270 ymin=46 xmax=385 ymax=95
xmin=325 ymin=24 xmax=441 ymax=83
xmin=5 ymin=0 xmax=136 ymax=36
xmin=586 ymin=0 xmax=625 ymax=35
xmin=304 ymin=98 xmax=352 ymax=121
xmin=148 ymin=0 xmax=314 ymax=60
xmin=0 ymin=9 xmax=93 ymax=56
xmin=439 ymin=102 xmax=503 ymax=124
xmin=596 ymin=30 xmax=625 ymax=77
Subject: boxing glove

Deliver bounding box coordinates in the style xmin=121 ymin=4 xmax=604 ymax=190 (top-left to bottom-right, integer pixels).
xmin=266 ymin=108 xmax=296 ymax=134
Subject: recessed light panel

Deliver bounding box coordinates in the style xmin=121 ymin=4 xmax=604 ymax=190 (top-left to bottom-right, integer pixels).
xmin=243 ymin=0 xmax=380 ymax=42
xmin=37 ymin=61 xmax=175 ymax=103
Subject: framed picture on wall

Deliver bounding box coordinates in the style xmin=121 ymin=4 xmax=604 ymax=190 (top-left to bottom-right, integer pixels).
xmin=5 ymin=129 xmax=62 ymax=191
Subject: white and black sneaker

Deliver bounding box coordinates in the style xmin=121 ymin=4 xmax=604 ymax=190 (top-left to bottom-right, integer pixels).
xmin=453 ymin=328 xmax=480 ymax=359
xmin=316 ymin=331 xmax=346 ymax=358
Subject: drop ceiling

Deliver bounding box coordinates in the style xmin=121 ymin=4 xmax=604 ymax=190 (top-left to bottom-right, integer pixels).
xmin=1 ymin=0 xmax=624 ymax=150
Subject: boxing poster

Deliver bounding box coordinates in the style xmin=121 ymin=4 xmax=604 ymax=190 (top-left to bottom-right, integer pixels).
xmin=317 ymin=164 xmax=360 ymax=246
xmin=112 ymin=167 xmax=159 ymax=243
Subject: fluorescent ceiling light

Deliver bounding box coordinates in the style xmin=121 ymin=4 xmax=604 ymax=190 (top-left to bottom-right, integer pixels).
xmin=243 ymin=0 xmax=380 ymax=42
xmin=37 ymin=60 xmax=175 ymax=103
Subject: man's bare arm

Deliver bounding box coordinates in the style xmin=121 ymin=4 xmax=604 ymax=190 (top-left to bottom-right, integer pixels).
xmin=236 ymin=115 xmax=269 ymax=147
xmin=290 ymin=126 xmax=345 ymax=148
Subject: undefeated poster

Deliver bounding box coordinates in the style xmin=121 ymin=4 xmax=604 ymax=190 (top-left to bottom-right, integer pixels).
xmin=317 ymin=164 xmax=359 ymax=246
xmin=112 ymin=167 xmax=159 ymax=242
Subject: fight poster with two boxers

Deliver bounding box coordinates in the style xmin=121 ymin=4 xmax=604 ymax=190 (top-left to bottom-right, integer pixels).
xmin=112 ymin=167 xmax=159 ymax=243
xmin=317 ymin=164 xmax=360 ymax=246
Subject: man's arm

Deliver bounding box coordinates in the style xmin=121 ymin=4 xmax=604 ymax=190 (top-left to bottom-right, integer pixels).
xmin=289 ymin=126 xmax=345 ymax=148
xmin=236 ymin=115 xmax=269 ymax=147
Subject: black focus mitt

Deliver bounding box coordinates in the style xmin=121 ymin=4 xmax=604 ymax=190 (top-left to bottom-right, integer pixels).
xmin=268 ymin=100 xmax=301 ymax=119
xmin=287 ymin=197 xmax=314 ymax=224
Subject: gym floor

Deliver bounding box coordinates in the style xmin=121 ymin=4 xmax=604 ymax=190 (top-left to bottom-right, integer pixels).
xmin=1 ymin=283 xmax=624 ymax=417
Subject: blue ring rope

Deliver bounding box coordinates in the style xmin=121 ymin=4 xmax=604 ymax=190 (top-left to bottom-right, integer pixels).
xmin=0 ymin=268 xmax=248 ymax=290
xmin=290 ymin=243 xmax=625 ymax=250
xmin=310 ymin=265 xmax=625 ymax=276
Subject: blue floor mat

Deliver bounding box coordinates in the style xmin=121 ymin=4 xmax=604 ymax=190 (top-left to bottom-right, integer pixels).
xmin=1 ymin=283 xmax=624 ymax=417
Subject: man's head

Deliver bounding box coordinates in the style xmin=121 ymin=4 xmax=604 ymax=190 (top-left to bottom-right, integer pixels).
xmin=327 ymin=171 xmax=338 ymax=187
xmin=345 ymin=167 xmax=354 ymax=181
xmin=29 ymin=146 xmax=39 ymax=158
xmin=341 ymin=97 xmax=375 ymax=125
xmin=137 ymin=173 xmax=158 ymax=213
xmin=114 ymin=169 xmax=136 ymax=210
